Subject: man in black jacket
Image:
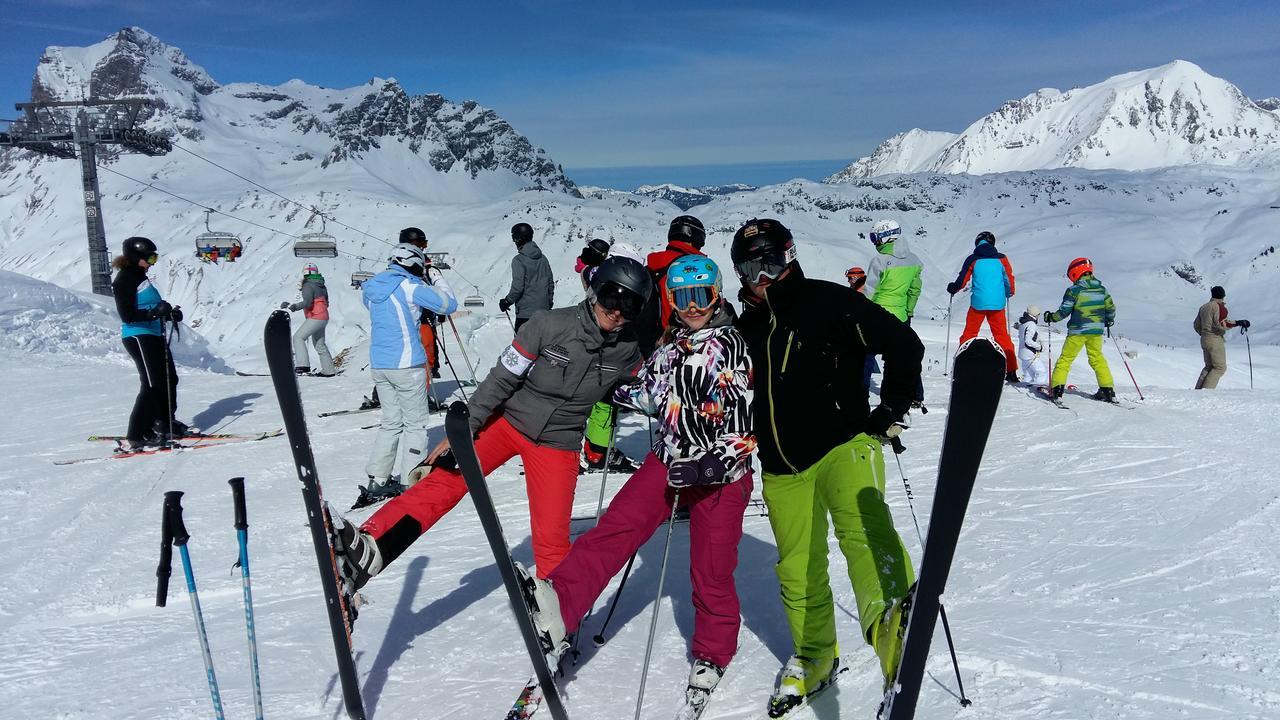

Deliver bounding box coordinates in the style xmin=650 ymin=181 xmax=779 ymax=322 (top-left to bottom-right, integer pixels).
xmin=731 ymin=219 xmax=923 ymax=715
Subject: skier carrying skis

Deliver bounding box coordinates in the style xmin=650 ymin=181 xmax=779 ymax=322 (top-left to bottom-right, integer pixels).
xmin=520 ymin=255 xmax=755 ymax=715
xmin=280 ymin=262 xmax=335 ymax=376
xmin=732 ymin=219 xmax=922 ymax=715
xmin=946 ymin=231 xmax=1019 ymax=382
xmin=637 ymin=215 xmax=707 ymax=355
xmin=112 ymin=236 xmax=191 ymax=449
xmin=1043 ymin=257 xmax=1117 ymax=402
xmin=500 ymin=222 xmax=555 ymax=331
xmin=866 ymin=219 xmax=926 ymax=405
xmin=1194 ymin=285 xmax=1250 ymax=389
xmin=355 ymin=245 xmax=458 ymax=505
xmin=1014 ymin=305 xmax=1050 ymax=387
xmin=330 ymin=256 xmax=651 ymax=594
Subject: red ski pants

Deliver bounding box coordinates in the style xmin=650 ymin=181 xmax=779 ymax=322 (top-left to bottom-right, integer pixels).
xmin=548 ymin=452 xmax=753 ymax=667
xmin=362 ymin=415 xmax=580 ymax=577
xmin=959 ymin=308 xmax=1018 ymax=373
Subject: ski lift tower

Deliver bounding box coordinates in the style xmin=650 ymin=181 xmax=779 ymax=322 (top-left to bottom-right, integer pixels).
xmin=0 ymin=98 xmax=171 ymax=296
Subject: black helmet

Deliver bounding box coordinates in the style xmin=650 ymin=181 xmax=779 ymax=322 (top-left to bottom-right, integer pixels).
xmin=668 ymin=215 xmax=706 ymax=249
xmin=589 ymin=255 xmax=653 ymax=320
xmin=975 ymin=230 xmax=996 ymax=247
xmin=511 ymin=222 xmax=534 ymax=244
xmin=581 ymin=238 xmax=610 ymax=267
xmin=399 ymin=227 xmax=427 ymax=246
xmin=122 ymin=236 xmax=158 ymax=261
xmin=730 ymin=218 xmax=796 ymax=283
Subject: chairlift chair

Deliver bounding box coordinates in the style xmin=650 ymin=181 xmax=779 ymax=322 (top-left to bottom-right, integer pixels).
xmin=194 ymin=209 xmax=243 ymax=262
xmin=350 ymin=270 xmax=374 ymax=288
xmin=463 ymin=294 xmax=486 ymax=308
xmin=293 ymin=211 xmax=338 ymax=258
xmin=425 ymin=252 xmax=452 ymax=270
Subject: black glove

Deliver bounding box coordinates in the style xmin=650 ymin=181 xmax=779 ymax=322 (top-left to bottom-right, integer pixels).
xmin=148 ymin=301 xmax=173 ymax=320
xmin=280 ymin=301 xmax=290 ymax=310
xmin=1236 ymin=319 xmax=1251 ymax=329
xmin=1042 ymin=310 xmax=1054 ymax=324
xmin=667 ymin=453 xmax=729 ymax=488
xmin=170 ymin=307 xmax=183 ymax=323
xmin=866 ymin=405 xmax=904 ymax=440
xmin=946 ymin=282 xmax=959 ymax=295
xmin=737 ymin=285 xmax=762 ymax=310
xmin=499 ymin=298 xmax=512 ymax=313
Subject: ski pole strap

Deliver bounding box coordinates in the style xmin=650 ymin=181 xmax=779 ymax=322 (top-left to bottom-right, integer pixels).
xmin=167 ymin=491 xmax=191 ymax=547
xmin=157 ymin=491 xmax=182 ymax=607
xmin=229 ymin=477 xmax=248 ymax=530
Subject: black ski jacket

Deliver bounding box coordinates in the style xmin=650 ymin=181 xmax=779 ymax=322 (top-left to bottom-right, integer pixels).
xmin=735 ymin=265 xmax=924 ymax=475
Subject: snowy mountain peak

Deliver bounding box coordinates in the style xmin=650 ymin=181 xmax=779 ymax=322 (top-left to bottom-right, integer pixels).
xmin=827 ymin=60 xmax=1280 ymax=179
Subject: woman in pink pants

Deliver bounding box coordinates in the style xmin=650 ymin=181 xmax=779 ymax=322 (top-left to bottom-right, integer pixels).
xmin=519 ymin=255 xmax=755 ymax=712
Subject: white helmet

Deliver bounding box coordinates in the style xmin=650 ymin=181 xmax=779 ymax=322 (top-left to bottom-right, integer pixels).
xmin=389 ymin=244 xmax=427 ymax=277
xmin=869 ymin=219 xmax=902 ymax=246
xmin=607 ymin=241 xmax=643 ymax=265
xmin=1026 ymin=304 xmax=1041 ymax=318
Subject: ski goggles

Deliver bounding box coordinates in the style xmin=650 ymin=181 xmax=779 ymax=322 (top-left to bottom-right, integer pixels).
xmin=147 ymin=253 xmax=160 ymax=264
xmin=734 ymin=247 xmax=795 ymax=284
xmin=670 ymin=285 xmax=719 ymax=311
xmin=594 ymin=282 xmax=646 ymax=320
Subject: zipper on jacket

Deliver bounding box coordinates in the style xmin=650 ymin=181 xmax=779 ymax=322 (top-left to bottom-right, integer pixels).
xmin=780 ymin=331 xmax=795 ymax=375
xmin=764 ymin=295 xmax=799 ymax=475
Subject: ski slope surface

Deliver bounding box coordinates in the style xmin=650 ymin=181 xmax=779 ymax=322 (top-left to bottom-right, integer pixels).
xmin=1 ymin=271 xmax=1276 ymax=719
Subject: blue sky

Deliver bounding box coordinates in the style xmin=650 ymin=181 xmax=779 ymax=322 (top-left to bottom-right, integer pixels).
xmin=2 ymin=0 xmax=1278 ymax=174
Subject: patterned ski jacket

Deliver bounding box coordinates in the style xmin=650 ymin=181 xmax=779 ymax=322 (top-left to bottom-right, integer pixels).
xmin=1048 ymin=274 xmax=1115 ymax=336
xmin=615 ymin=306 xmax=755 ymax=484
xmin=865 ymin=237 xmax=923 ymax=321
xmin=948 ymin=240 xmax=1015 ymax=311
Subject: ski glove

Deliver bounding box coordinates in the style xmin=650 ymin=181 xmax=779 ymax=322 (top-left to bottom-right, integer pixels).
xmin=148 ymin=301 xmax=174 ymax=320
xmin=1236 ymin=319 xmax=1251 ymax=329
xmin=499 ymin=298 xmax=513 ymax=313
xmin=169 ymin=307 xmax=183 ymax=323
xmin=866 ymin=405 xmax=905 ymax=441
xmin=280 ymin=301 xmax=291 ymax=310
xmin=1042 ymin=310 xmax=1054 ymax=324
xmin=945 ymin=282 xmax=959 ymax=295
xmin=667 ymin=453 xmax=728 ymax=488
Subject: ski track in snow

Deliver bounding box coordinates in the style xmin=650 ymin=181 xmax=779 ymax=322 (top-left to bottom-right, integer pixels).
xmin=1 ymin=314 xmax=1278 ymax=720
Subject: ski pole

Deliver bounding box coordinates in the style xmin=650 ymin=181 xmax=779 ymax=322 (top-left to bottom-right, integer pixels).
xmin=229 ymin=478 xmax=265 ymax=720
xmin=593 ymin=410 xmax=620 ymax=519
xmin=445 ymin=316 xmax=480 ymax=386
xmin=162 ymin=491 xmax=226 ymax=720
xmin=434 ymin=328 xmax=470 ymax=404
xmin=891 ymin=451 xmax=971 ymax=707
xmin=943 ymin=296 xmax=954 ymax=376
xmin=1110 ymin=331 xmax=1144 ymax=401
xmin=1243 ymin=326 xmax=1253 ymax=389
xmin=591 ymin=552 xmax=637 ymax=646
xmin=504 ymin=309 xmax=515 ymax=330
xmin=634 ymin=491 xmax=681 ymax=720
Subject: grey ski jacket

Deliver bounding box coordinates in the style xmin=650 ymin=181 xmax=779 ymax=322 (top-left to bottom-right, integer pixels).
xmin=503 ymin=241 xmax=555 ymax=319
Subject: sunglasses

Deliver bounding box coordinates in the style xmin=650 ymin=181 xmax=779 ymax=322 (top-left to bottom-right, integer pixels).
xmin=671 ymin=286 xmax=719 ymax=311
xmin=734 ymin=249 xmax=792 ymax=284
xmin=595 ymin=282 xmax=645 ymax=320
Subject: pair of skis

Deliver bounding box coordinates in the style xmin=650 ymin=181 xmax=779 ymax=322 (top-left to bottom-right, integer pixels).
xmin=54 ymin=429 xmax=284 ymax=465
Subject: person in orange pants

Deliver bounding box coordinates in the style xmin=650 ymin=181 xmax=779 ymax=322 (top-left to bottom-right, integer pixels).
xmin=946 ymin=231 xmax=1019 ymax=381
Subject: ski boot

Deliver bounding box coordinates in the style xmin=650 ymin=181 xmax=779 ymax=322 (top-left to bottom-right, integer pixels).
xmin=513 ymin=561 xmax=568 ymax=662
xmin=350 ymin=477 xmax=406 ymax=510
xmin=677 ymin=658 xmax=726 ymax=720
xmin=294 ymin=366 xmax=312 ymax=376
xmin=1004 ymin=371 xmax=1020 ymax=384
xmin=767 ymin=655 xmax=840 ymax=718
xmin=1092 ymin=386 xmax=1117 ymax=403
xmin=328 ymin=505 xmax=383 ymax=594
xmin=1051 ymin=384 xmax=1066 ymax=400
xmin=871 ymin=589 xmax=913 ymax=690
xmin=606 ymin=449 xmax=640 ymax=473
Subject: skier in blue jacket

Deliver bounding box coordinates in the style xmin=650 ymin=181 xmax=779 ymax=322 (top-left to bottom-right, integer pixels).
xmin=358 ymin=245 xmax=458 ymax=503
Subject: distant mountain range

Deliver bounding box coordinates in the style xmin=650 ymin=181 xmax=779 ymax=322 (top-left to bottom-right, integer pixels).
xmin=580 ymin=182 xmax=757 ymax=209
xmin=827 ymin=60 xmax=1280 ymax=181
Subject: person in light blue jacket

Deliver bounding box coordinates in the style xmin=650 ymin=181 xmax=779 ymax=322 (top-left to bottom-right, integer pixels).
xmin=360 ymin=244 xmax=458 ymax=502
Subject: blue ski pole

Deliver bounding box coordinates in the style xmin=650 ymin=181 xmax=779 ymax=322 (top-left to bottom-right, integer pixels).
xmin=229 ymin=478 xmax=264 ymax=720
xmin=161 ymin=491 xmax=226 ymax=720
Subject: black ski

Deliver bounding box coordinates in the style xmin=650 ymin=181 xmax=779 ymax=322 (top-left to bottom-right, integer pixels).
xmin=264 ymin=310 xmax=367 ymax=720
xmin=882 ymin=338 xmax=1005 ymax=720
xmin=319 ymin=407 xmax=378 ymax=418
xmin=444 ymin=402 xmax=569 ymax=720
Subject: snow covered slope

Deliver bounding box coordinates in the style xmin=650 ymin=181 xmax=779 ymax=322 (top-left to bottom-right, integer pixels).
xmin=828 ymin=60 xmax=1280 ymax=179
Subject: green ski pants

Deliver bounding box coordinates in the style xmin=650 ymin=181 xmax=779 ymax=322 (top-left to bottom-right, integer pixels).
xmin=584 ymin=401 xmax=615 ymax=450
xmin=762 ymin=434 xmax=914 ymax=661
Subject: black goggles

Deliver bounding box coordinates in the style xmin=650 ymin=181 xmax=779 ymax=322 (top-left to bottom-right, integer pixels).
xmin=595 ymin=282 xmax=645 ymax=320
xmin=734 ymin=251 xmax=790 ymax=284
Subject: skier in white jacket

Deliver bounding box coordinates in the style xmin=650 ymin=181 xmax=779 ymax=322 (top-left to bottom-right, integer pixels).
xmin=1014 ymin=305 xmax=1049 ymax=387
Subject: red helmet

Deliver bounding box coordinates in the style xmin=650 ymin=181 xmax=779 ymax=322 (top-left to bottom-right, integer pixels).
xmin=1067 ymin=257 xmax=1093 ymax=283
xmin=845 ymin=266 xmax=867 ymax=289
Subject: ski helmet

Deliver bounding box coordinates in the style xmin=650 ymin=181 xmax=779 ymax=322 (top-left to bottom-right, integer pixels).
xmin=846 ymin=266 xmax=867 ymax=289
xmin=389 ymin=244 xmax=427 ymax=278
xmin=1025 ymin=304 xmax=1041 ymax=318
xmin=1066 ymin=257 xmax=1093 ymax=283
xmin=606 ymin=241 xmax=643 ymax=265
xmin=975 ymin=230 xmax=996 ymax=247
xmin=589 ymin=255 xmax=652 ymax=321
xmin=304 ymin=262 xmax=320 ymax=275
xmin=665 ymin=254 xmax=722 ymax=312
xmin=580 ymin=238 xmax=610 ymax=267
xmin=121 ymin=236 xmax=158 ymax=262
xmin=399 ymin=227 xmax=428 ymax=246
xmin=869 ymin=219 xmax=901 ymax=247
xmin=511 ymin=222 xmax=534 ymax=244
xmin=730 ymin=218 xmax=796 ymax=284
xmin=668 ymin=215 xmax=706 ymax=249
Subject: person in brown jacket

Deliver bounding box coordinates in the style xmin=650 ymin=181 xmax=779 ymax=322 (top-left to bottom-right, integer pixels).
xmin=1194 ymin=285 xmax=1250 ymax=389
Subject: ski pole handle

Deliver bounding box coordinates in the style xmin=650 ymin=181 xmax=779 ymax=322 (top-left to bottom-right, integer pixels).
xmin=168 ymin=491 xmax=191 ymax=548
xmin=157 ymin=490 xmax=182 ymax=607
xmin=229 ymin=477 xmax=248 ymax=531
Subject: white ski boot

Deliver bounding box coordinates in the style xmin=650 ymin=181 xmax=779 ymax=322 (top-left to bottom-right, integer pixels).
xmin=513 ymin=562 xmax=568 ymax=661
xmin=675 ymin=658 xmax=725 ymax=720
xmin=329 ymin=504 xmax=383 ymax=592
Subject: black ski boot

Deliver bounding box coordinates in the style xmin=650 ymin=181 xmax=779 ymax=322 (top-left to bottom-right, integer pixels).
xmin=350 ymin=477 xmax=406 ymax=510
xmin=1051 ymin=384 xmax=1065 ymax=400
xmin=1004 ymin=371 xmax=1020 ymax=384
xmin=605 ymin=449 xmax=640 ymax=473
xmin=294 ymin=366 xmax=312 ymax=375
xmin=329 ymin=505 xmax=383 ymax=594
xmin=1093 ymin=387 xmax=1117 ymax=403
